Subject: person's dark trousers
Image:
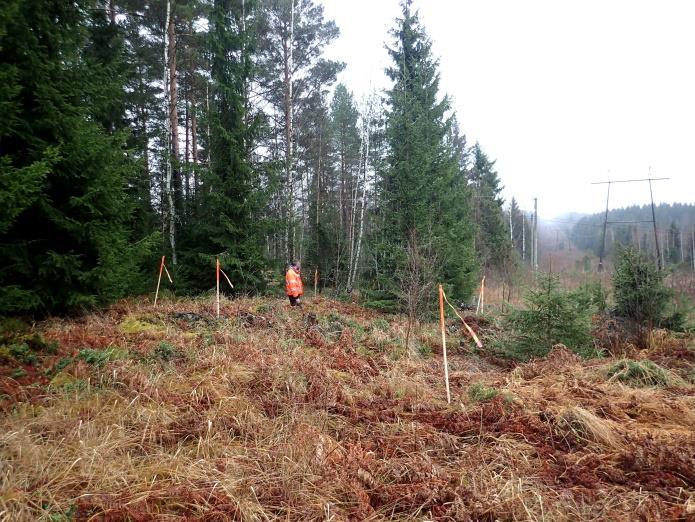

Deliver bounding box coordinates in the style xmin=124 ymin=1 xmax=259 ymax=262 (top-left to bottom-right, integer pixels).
xmin=288 ymin=295 xmax=301 ymax=306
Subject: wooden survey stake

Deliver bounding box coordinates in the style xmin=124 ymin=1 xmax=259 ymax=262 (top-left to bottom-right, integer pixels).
xmin=216 ymin=258 xmax=220 ymax=318
xmin=439 ymin=284 xmax=451 ymax=404
xmin=154 ymin=256 xmax=172 ymax=306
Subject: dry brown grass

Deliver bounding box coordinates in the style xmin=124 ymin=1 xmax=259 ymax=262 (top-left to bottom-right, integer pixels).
xmin=1 ymin=295 xmax=694 ymax=521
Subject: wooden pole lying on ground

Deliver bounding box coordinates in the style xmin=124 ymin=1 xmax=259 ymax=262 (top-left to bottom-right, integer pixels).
xmin=438 ymin=284 xmax=451 ymax=404
xmin=314 ymin=268 xmax=318 ymax=296
xmin=154 ymin=256 xmax=166 ymax=307
xmin=216 ymin=257 xmax=220 ymax=318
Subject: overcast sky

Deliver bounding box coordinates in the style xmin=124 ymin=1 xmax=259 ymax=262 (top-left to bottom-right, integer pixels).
xmin=321 ymin=0 xmax=695 ymax=218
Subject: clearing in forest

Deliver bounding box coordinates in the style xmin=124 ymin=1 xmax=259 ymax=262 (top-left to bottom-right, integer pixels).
xmin=1 ymin=297 xmax=694 ymax=520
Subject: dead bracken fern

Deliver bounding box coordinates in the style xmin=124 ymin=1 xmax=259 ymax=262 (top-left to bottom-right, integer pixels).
xmin=0 ymin=296 xmax=693 ymax=520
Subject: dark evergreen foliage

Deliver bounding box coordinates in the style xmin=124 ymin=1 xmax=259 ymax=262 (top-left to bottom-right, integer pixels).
xmin=179 ymin=0 xmax=268 ymax=292
xmin=0 ymin=0 xmax=147 ymax=315
xmin=369 ymin=0 xmax=476 ymax=310
xmin=0 ymin=0 xmax=523 ymax=314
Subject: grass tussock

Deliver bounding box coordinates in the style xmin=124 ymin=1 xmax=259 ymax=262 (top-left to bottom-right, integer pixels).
xmin=607 ymin=358 xmax=677 ymax=387
xmin=0 ymin=295 xmax=694 ymax=520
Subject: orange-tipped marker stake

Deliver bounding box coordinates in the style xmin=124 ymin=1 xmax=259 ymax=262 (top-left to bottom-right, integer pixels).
xmin=439 ymin=284 xmax=451 ymax=404
xmin=154 ymin=256 xmax=166 ymax=307
xmin=441 ymin=288 xmax=483 ymax=349
xmin=216 ymin=257 xmax=220 ymax=318
xmin=220 ymin=268 xmax=234 ymax=291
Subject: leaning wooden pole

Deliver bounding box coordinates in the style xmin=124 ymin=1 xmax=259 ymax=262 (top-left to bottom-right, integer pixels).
xmin=154 ymin=256 xmax=165 ymax=307
xmin=439 ymin=284 xmax=451 ymax=404
xmin=480 ymin=276 xmax=486 ymax=314
xmin=216 ymin=257 xmax=220 ymax=318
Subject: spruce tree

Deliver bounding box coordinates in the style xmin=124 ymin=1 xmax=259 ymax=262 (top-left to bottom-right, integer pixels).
xmin=370 ymin=0 xmax=476 ymax=309
xmin=179 ymin=0 xmax=267 ymax=292
xmin=469 ymin=143 xmax=512 ymax=269
xmin=0 ymin=0 xmax=143 ymax=315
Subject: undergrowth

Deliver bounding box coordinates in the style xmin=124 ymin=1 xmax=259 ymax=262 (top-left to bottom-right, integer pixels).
xmin=0 ymin=296 xmax=693 ymax=520
xmin=607 ymin=359 xmax=675 ymax=387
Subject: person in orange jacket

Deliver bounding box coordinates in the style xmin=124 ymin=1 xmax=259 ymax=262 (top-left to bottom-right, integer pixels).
xmin=285 ymin=261 xmax=304 ymax=306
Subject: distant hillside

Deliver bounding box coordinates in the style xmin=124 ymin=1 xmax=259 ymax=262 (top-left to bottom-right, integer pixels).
xmin=570 ymin=203 xmax=695 ymax=265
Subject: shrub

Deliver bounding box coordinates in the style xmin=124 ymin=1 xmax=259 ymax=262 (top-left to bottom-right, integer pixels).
xmin=612 ymin=247 xmax=670 ymax=333
xmin=0 ymin=317 xmax=29 ymax=337
xmin=500 ymin=273 xmax=595 ymax=360
xmin=153 ymin=342 xmax=178 ymax=362
xmin=468 ymin=383 xmax=498 ymax=402
xmin=77 ymin=348 xmax=127 ymax=367
xmin=46 ymin=357 xmax=73 ymax=376
xmin=23 ymin=333 xmax=59 ymax=354
xmin=11 ymin=368 xmax=27 ymax=379
xmin=370 ymin=318 xmax=390 ymax=332
xmin=7 ymin=343 xmax=38 ymax=365
xmin=574 ymin=281 xmax=609 ymax=314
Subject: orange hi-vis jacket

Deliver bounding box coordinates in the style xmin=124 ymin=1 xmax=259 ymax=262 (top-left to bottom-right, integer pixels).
xmin=285 ymin=267 xmax=304 ymax=297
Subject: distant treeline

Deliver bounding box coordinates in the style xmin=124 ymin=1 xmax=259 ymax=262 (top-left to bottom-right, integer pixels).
xmin=571 ymin=203 xmax=695 ymax=266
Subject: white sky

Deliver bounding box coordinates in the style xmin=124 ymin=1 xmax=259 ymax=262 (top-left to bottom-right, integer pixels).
xmin=321 ymin=0 xmax=695 ymax=218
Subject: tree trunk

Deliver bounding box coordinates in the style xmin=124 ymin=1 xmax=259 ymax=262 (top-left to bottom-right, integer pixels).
xmin=107 ymin=0 xmax=116 ymax=23
xmin=191 ymin=95 xmax=198 ymax=196
xmin=283 ymin=0 xmax=295 ymax=261
xmin=164 ymin=0 xmax=177 ymax=264
xmin=167 ymin=7 xmax=181 ymax=218
xmin=184 ymin=86 xmax=190 ymax=199
xmin=348 ymin=114 xmax=370 ymax=292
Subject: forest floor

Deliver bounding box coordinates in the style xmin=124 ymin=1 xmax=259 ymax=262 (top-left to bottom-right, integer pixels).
xmin=1 ymin=296 xmax=694 ymax=521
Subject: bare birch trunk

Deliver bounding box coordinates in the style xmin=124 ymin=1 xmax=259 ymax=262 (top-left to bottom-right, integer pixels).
xmin=346 ymin=135 xmax=363 ymax=290
xmin=348 ymin=102 xmax=371 ymax=292
xmin=163 ymin=0 xmax=177 ymax=264
xmin=191 ymin=96 xmax=198 ymax=197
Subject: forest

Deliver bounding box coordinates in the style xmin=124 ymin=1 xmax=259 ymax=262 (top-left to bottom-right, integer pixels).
xmin=570 ymin=203 xmax=695 ymax=267
xmin=1 ymin=0 xmax=521 ymax=316
xmin=2 ymin=1 xmax=695 ymax=520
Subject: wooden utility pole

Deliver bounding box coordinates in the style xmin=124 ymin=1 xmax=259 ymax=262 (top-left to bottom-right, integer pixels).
xmin=522 ymin=212 xmax=526 ymax=262
xmin=648 ymin=178 xmax=662 ymax=270
xmin=533 ymin=198 xmax=538 ymax=270
xmin=598 ymin=182 xmax=611 ymax=271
